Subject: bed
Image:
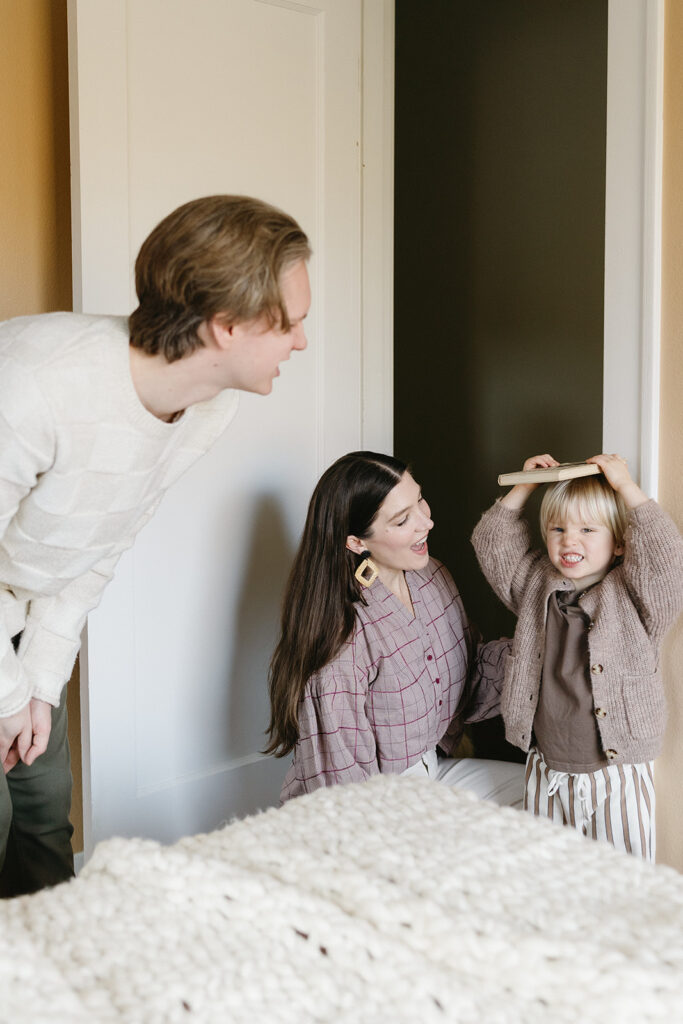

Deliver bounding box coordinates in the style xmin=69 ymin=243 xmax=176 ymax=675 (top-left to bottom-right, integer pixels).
xmin=1 ymin=774 xmax=682 ymax=1023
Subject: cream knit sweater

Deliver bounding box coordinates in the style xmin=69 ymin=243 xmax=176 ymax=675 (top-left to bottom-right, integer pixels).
xmin=0 ymin=313 xmax=239 ymax=716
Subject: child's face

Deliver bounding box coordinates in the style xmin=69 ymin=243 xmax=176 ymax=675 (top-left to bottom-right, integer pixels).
xmin=545 ymin=510 xmax=624 ymax=583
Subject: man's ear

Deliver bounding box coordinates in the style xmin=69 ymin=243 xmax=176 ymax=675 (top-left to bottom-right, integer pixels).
xmin=346 ymin=535 xmax=366 ymax=556
xmin=204 ymin=314 xmax=235 ymax=351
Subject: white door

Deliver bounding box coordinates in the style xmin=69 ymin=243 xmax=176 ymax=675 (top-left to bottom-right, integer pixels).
xmin=67 ymin=0 xmax=393 ymax=852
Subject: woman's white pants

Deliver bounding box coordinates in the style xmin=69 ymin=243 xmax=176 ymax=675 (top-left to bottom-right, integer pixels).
xmin=402 ymin=749 xmax=525 ymax=809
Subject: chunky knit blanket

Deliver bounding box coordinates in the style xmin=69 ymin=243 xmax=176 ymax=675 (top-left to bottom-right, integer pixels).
xmin=1 ymin=775 xmax=682 ymax=1023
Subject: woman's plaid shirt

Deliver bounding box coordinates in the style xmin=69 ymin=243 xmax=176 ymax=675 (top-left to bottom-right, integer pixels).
xmin=281 ymin=558 xmax=508 ymax=801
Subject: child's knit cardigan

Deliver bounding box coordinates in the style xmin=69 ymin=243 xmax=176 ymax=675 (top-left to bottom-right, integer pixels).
xmin=471 ymin=499 xmax=683 ymax=765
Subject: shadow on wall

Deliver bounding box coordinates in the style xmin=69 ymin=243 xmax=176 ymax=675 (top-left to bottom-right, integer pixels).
xmin=225 ymin=494 xmax=295 ymax=761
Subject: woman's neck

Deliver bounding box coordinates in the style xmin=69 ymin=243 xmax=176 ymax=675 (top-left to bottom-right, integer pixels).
xmin=378 ymin=568 xmax=414 ymax=615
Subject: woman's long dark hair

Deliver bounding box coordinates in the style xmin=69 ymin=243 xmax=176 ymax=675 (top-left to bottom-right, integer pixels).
xmin=264 ymin=451 xmax=407 ymax=757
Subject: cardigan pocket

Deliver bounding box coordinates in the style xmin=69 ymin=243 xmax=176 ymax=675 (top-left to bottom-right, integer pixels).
xmin=622 ymin=673 xmax=667 ymax=739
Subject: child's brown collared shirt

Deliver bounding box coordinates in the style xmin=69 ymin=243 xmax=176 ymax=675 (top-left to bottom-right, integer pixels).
xmin=533 ymin=587 xmax=609 ymax=772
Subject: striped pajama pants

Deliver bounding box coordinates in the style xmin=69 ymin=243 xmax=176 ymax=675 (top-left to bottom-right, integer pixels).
xmin=524 ymin=747 xmax=656 ymax=861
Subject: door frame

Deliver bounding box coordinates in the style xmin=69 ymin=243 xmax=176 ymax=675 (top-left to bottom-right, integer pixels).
xmin=67 ymin=0 xmax=661 ymax=853
xmin=603 ymin=0 xmax=663 ymax=496
xmin=361 ymin=0 xmax=394 ymax=452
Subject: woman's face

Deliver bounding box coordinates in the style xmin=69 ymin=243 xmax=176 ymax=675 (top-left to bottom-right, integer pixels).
xmin=348 ymin=472 xmax=434 ymax=578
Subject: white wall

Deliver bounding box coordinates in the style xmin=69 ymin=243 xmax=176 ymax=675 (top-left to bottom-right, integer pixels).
xmin=69 ymin=0 xmax=394 ymax=851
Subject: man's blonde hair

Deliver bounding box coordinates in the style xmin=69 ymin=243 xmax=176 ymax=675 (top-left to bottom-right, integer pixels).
xmin=129 ymin=195 xmax=311 ymax=363
xmin=539 ymin=474 xmax=628 ymax=546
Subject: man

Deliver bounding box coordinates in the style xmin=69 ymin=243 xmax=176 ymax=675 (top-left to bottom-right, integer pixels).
xmin=0 ymin=195 xmax=311 ymax=896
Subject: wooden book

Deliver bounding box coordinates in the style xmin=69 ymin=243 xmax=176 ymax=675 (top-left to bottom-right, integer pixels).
xmin=497 ymin=461 xmax=602 ymax=486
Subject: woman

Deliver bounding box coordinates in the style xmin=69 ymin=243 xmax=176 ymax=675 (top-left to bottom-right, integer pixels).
xmin=266 ymin=451 xmax=524 ymax=805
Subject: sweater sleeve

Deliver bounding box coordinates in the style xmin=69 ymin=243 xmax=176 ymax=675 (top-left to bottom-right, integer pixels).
xmin=17 ymin=493 xmax=162 ymax=707
xmin=620 ymin=499 xmax=683 ymax=638
xmin=463 ymin=635 xmax=510 ymax=723
xmin=471 ymin=500 xmax=545 ymax=615
xmin=17 ymin=551 xmax=122 ymax=706
xmin=438 ymin=633 xmax=510 ymax=756
xmin=281 ymin=638 xmax=379 ymax=800
xmin=0 ymin=358 xmax=56 ymax=714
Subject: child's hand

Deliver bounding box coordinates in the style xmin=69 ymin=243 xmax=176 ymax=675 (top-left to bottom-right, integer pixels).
xmin=501 ymin=453 xmax=559 ymax=510
xmin=587 ymin=453 xmax=648 ymax=508
xmin=522 ymin=453 xmax=560 ymax=474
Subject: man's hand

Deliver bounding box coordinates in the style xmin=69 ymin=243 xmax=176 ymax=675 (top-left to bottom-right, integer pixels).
xmin=0 ymin=705 xmax=32 ymax=773
xmin=25 ymin=698 xmax=52 ymax=765
xmin=1 ymin=699 xmax=52 ymax=774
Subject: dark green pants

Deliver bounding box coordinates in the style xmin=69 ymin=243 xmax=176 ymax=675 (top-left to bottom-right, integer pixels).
xmin=0 ymin=688 xmax=75 ymax=898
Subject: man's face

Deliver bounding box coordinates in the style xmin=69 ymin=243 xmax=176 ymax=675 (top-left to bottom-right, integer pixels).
xmin=223 ymin=260 xmax=311 ymax=395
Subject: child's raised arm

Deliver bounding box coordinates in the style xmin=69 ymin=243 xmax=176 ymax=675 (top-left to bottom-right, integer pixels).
xmin=588 ymin=453 xmax=683 ymax=636
xmin=500 ymin=453 xmax=560 ymax=510
xmin=586 ymin=453 xmax=649 ymax=509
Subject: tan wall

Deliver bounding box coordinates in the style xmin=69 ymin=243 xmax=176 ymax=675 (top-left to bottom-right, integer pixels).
xmin=657 ymin=1 xmax=683 ymax=872
xmin=0 ymin=0 xmax=71 ymax=317
xmin=0 ymin=0 xmax=81 ymax=853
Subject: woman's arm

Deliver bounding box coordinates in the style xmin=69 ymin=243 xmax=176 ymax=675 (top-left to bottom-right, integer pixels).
xmin=281 ymin=643 xmax=379 ymax=800
xmin=439 ymin=630 xmax=511 ymax=757
xmin=430 ymin=565 xmax=509 ymax=754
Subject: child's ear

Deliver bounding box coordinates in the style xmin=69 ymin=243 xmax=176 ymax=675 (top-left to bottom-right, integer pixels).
xmin=614 ymin=542 xmax=625 ymax=557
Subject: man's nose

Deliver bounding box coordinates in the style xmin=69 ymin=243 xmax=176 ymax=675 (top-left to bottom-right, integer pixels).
xmin=292 ymin=324 xmax=307 ymax=351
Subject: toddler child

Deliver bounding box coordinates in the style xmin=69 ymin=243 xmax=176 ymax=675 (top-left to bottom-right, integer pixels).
xmin=472 ymin=452 xmax=683 ymax=860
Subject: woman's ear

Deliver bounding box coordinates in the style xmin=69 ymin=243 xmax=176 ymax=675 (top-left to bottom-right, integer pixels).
xmin=346 ymin=535 xmax=366 ymax=556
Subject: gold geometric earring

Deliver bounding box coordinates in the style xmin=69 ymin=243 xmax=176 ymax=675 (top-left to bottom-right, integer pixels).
xmin=354 ymin=551 xmax=379 ymax=588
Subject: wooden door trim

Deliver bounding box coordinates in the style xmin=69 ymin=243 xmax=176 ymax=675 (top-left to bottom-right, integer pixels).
xmin=603 ymin=0 xmax=664 ymax=497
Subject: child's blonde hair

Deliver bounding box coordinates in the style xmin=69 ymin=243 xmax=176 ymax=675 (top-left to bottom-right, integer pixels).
xmin=539 ymin=474 xmax=628 ymax=546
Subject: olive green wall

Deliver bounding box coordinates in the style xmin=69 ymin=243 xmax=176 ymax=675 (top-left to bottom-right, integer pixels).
xmin=394 ymin=0 xmax=607 ymax=648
